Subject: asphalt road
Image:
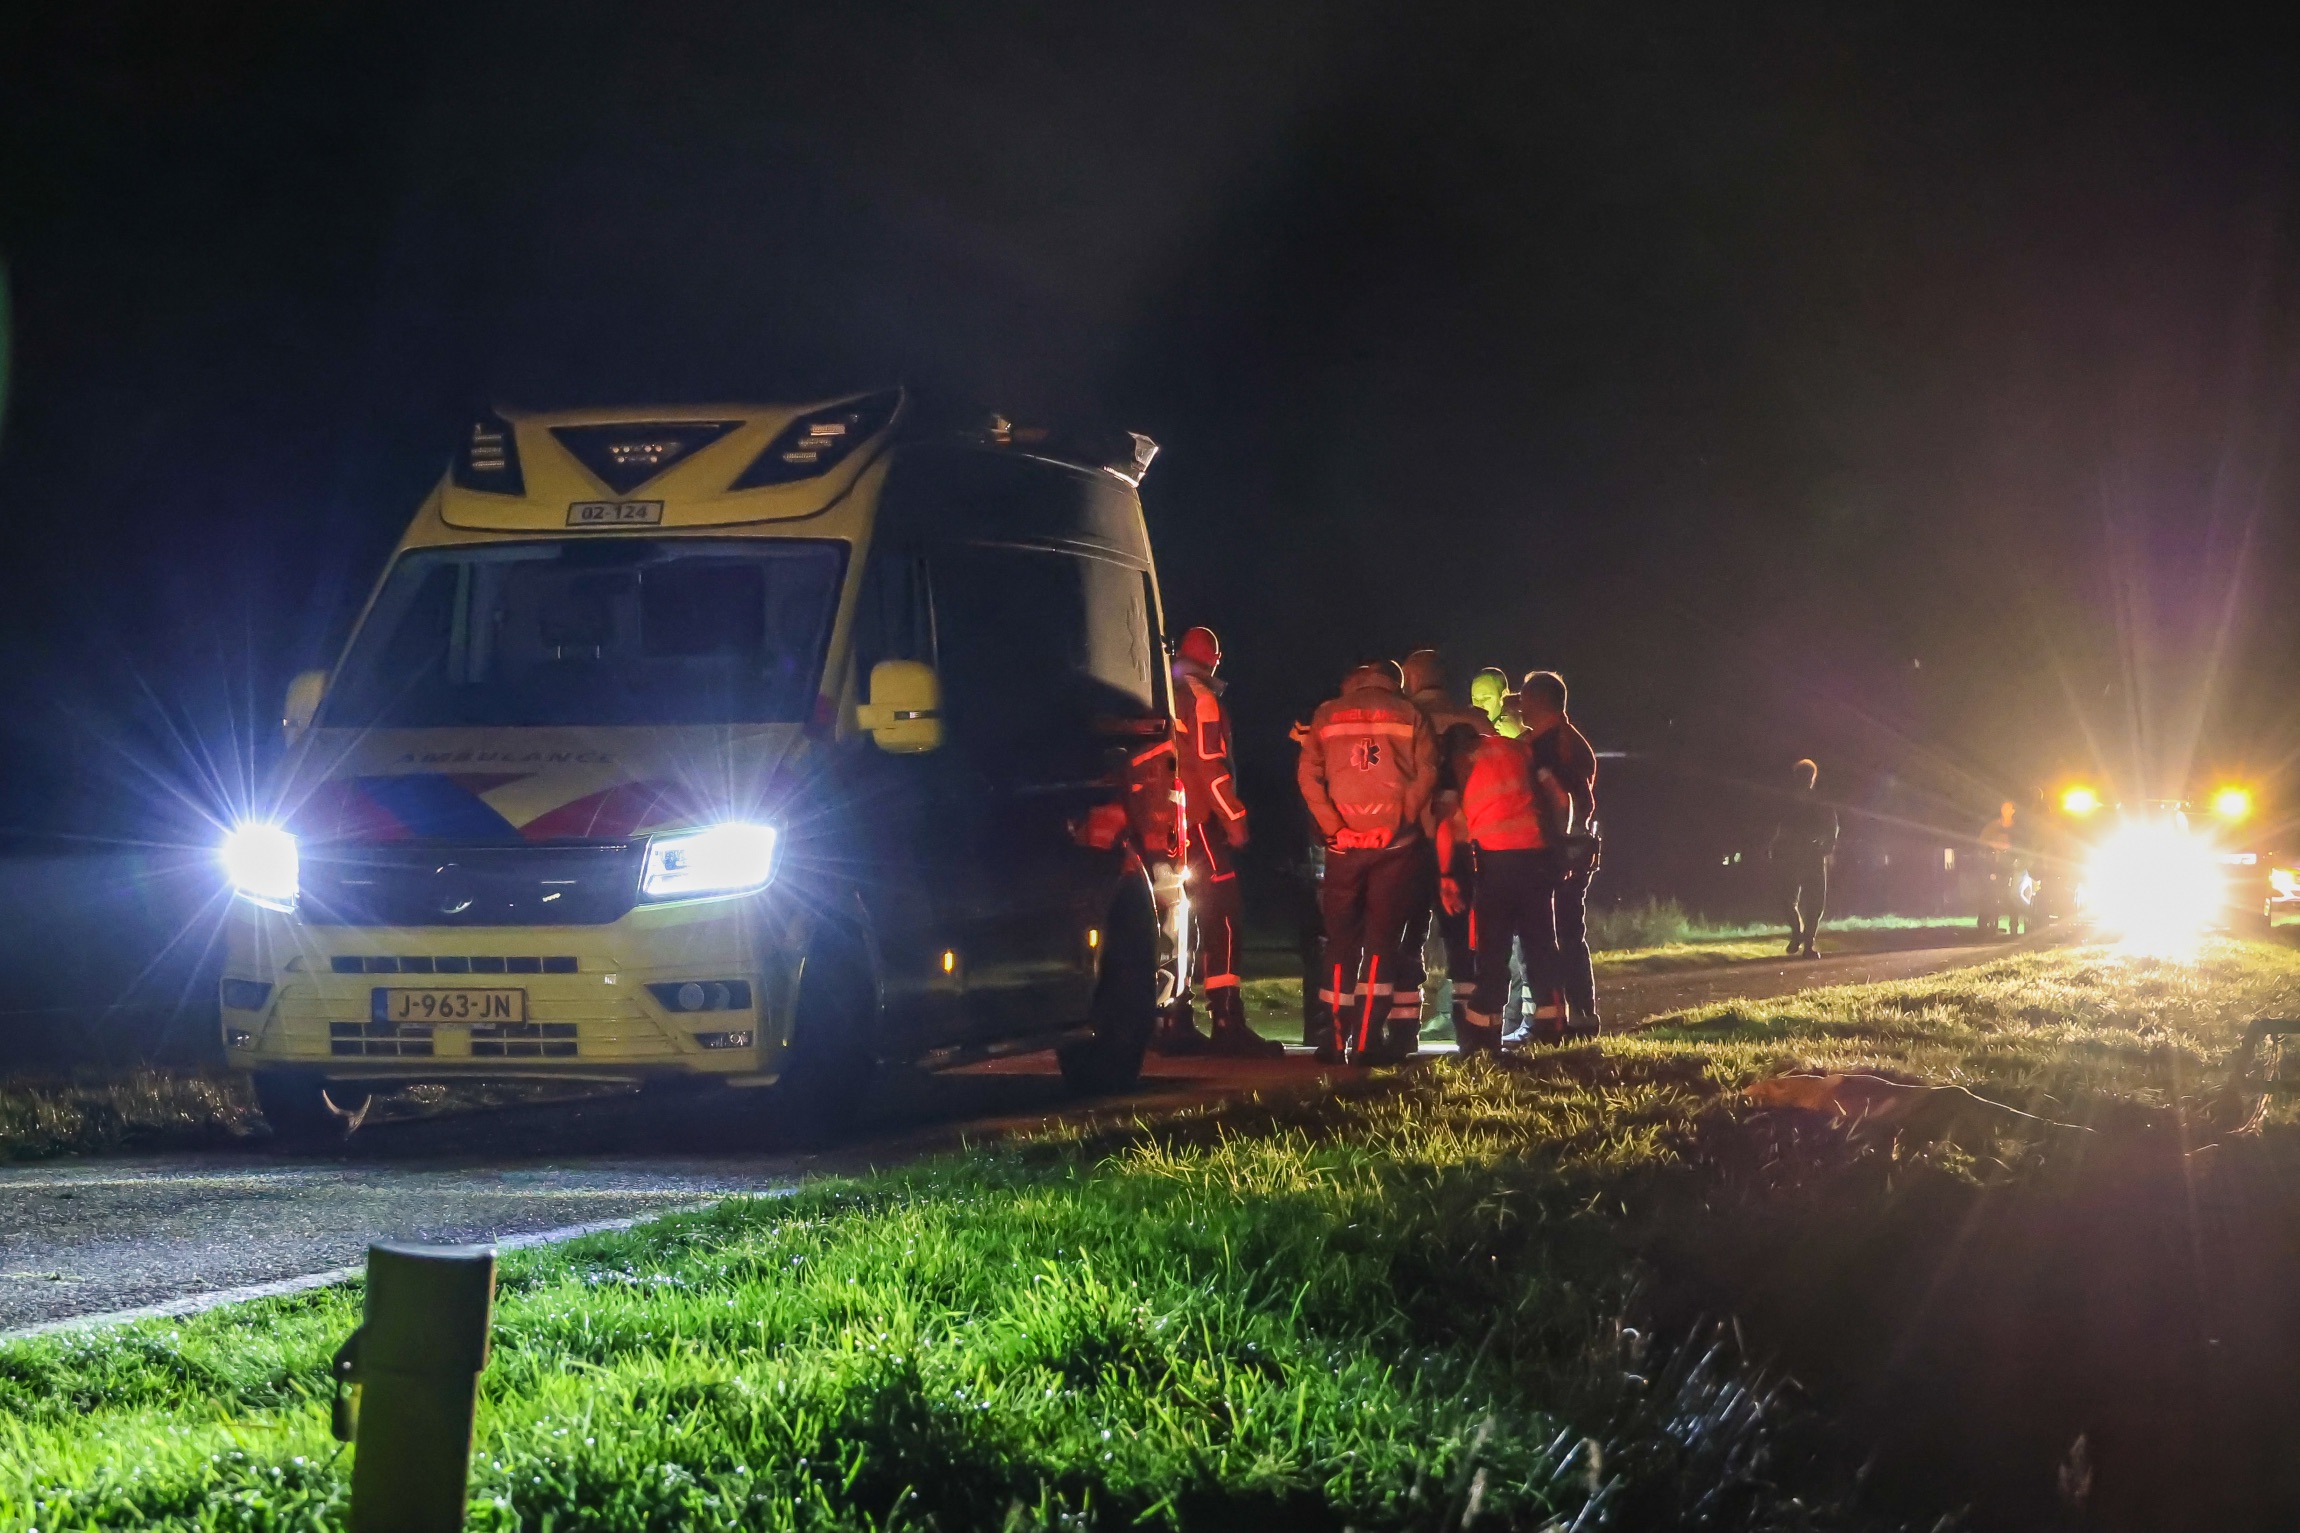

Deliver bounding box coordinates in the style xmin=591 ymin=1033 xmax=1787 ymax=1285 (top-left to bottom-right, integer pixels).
xmin=0 ymin=935 xmax=2024 ymax=1339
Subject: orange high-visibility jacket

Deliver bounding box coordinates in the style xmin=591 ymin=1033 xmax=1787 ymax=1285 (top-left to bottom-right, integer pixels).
xmin=1173 ymin=664 xmax=1248 ymax=845
xmin=1298 ymin=668 xmax=1439 ymax=846
xmin=1459 ymin=732 xmax=1570 ymax=851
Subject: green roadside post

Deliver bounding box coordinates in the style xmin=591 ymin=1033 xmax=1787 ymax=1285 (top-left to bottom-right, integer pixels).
xmin=332 ymin=1242 xmax=497 ymax=1531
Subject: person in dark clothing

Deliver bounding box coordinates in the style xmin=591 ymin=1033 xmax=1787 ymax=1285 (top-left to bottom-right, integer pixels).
xmin=1977 ymin=800 xmax=2024 ymax=937
xmin=1770 ymin=759 xmax=1838 ymax=958
xmin=1397 ymin=648 xmax=1494 ymax=1053
xmin=1513 ymin=671 xmax=1601 ymax=1039
xmin=1287 ymin=831 xmax=1328 ymax=1047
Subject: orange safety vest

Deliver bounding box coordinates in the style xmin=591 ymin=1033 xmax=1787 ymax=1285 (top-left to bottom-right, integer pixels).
xmin=1460 ymin=734 xmax=1565 ymax=851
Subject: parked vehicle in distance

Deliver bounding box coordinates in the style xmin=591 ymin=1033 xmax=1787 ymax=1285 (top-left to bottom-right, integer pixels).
xmin=2043 ymin=780 xmax=2283 ymax=939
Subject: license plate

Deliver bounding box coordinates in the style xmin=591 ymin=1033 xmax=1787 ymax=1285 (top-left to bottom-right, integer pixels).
xmin=371 ymin=988 xmax=527 ymax=1024
xmin=567 ymin=499 xmax=664 ymax=526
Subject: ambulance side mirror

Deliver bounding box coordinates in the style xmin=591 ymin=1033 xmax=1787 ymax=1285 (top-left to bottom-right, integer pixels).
xmin=856 ymin=660 xmax=943 ymax=754
xmin=283 ymin=669 xmax=328 ymax=745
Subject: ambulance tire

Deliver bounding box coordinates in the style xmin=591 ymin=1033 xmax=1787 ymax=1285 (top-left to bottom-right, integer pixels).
xmin=759 ymin=944 xmax=877 ymax=1148
xmin=251 ymin=1071 xmax=363 ymax=1146
xmin=1058 ymin=886 xmax=1159 ymax=1096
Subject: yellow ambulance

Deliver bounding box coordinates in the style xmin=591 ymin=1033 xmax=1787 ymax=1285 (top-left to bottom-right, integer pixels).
xmin=217 ymin=392 xmax=1184 ymax=1140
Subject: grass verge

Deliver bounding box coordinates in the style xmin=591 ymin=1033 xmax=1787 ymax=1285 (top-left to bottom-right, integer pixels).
xmin=1581 ymin=899 xmax=1958 ymax=951
xmin=1581 ymin=920 xmax=1981 ymax=977
xmin=0 ymin=1068 xmax=256 ymax=1160
xmin=9 ymin=940 xmax=2300 ymax=1528
xmin=1 ymin=908 xmax=1960 ymax=1160
xmin=1239 ymin=921 xmax=1987 ymax=1036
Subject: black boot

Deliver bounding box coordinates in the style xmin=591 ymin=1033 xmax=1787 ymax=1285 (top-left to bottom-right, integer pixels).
xmin=1385 ymin=1016 xmax=1422 ymax=1060
xmin=1455 ymin=1015 xmax=1504 ymax=1055
xmin=1207 ymin=989 xmax=1285 ymax=1058
xmin=1153 ymin=1002 xmax=1211 ymax=1056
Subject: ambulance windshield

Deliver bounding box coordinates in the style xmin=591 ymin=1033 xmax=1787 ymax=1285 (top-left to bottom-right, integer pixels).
xmin=321 ymin=538 xmax=846 ymax=728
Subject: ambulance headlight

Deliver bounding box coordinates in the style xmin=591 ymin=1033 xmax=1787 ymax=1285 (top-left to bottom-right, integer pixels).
xmin=221 ymin=822 xmax=299 ymax=911
xmin=641 ymin=823 xmax=780 ymax=902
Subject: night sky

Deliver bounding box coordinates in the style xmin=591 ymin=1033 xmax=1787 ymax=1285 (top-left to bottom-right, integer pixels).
xmin=4 ymin=2 xmax=2297 ymax=901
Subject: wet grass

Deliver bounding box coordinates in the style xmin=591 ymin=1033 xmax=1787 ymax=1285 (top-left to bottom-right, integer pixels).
xmin=1585 ymin=901 xmax=1962 ymax=951
xmin=1238 ymin=919 xmax=1988 ymax=1036
xmin=9 ymin=941 xmax=2300 ymax=1529
xmin=1581 ymin=920 xmax=1981 ymax=977
xmin=0 ymin=1068 xmax=257 ymax=1160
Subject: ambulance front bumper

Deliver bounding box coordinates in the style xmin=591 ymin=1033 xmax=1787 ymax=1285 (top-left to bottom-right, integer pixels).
xmin=219 ymin=897 xmax=798 ymax=1083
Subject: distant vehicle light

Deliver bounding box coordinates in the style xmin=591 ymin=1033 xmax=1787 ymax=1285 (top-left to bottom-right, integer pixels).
xmin=2060 ymin=785 xmax=2102 ymax=816
xmin=2212 ymin=786 xmax=2254 ymax=823
xmin=2273 ymin=868 xmax=2300 ymax=899
xmin=221 ymin=823 xmax=299 ymax=911
xmin=640 ymin=823 xmax=780 ymax=902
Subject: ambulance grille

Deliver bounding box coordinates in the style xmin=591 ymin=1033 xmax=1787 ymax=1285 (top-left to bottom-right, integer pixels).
xmin=330 ymin=1022 xmax=435 ymax=1057
xmin=300 ymin=844 xmax=642 ymax=926
xmin=471 ymin=1023 xmax=579 ymax=1058
xmin=331 ymin=956 xmax=579 ymax=974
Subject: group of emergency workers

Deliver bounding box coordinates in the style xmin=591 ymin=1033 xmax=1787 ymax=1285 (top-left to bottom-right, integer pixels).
xmin=1155 ymin=632 xmax=1602 ymax=1065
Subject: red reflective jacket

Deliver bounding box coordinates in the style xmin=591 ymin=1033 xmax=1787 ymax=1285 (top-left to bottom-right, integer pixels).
xmin=1173 ymin=664 xmax=1247 ymax=845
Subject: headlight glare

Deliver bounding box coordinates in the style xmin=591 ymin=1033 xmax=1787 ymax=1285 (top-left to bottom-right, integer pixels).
xmin=2086 ymin=819 xmax=2222 ymax=950
xmin=641 ymin=822 xmax=779 ymax=902
xmin=221 ymin=823 xmax=299 ymax=910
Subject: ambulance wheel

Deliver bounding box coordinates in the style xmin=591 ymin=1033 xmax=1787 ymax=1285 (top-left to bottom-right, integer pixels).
xmin=251 ymin=1071 xmax=365 ymax=1146
xmin=1058 ymin=888 xmax=1158 ymax=1096
xmin=761 ymin=946 xmax=876 ymax=1147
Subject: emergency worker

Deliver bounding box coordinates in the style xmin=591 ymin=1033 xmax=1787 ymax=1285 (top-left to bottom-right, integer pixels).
xmin=1439 ymin=696 xmax=1571 ymax=1051
xmin=1298 ymin=660 xmax=1439 ymax=1064
xmin=1467 ymin=665 xmax=1529 ymax=1027
xmin=1513 ymin=672 xmax=1601 ymax=1039
xmin=1164 ymin=627 xmax=1284 ymax=1057
xmin=1770 ymin=759 xmax=1837 ymax=958
xmin=1117 ymin=677 xmax=1189 ymax=1040
xmin=1397 ymin=649 xmax=1492 ymax=1049
xmin=1470 ymin=668 xmax=1523 ymax=737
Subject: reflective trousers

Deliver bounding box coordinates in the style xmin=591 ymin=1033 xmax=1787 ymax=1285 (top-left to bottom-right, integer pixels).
xmin=1319 ymin=840 xmax=1422 ymax=1054
xmin=1187 ymin=821 xmax=1244 ymax=998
